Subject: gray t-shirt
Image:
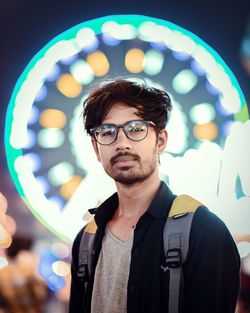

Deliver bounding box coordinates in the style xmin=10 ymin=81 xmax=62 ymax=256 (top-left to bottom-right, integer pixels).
xmin=91 ymin=228 xmax=133 ymax=313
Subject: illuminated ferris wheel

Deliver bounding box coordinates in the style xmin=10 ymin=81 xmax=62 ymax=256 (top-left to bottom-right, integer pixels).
xmin=4 ymin=15 xmax=248 ymax=242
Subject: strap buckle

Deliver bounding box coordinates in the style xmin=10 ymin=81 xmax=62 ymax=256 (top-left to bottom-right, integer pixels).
xmin=166 ymin=248 xmax=182 ymax=268
xmin=77 ymin=263 xmax=89 ymax=282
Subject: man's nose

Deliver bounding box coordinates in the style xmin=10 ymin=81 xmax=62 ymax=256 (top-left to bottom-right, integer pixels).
xmin=115 ymin=128 xmax=132 ymax=149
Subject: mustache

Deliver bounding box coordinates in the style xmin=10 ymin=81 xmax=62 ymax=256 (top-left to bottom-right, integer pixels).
xmin=110 ymin=152 xmax=140 ymax=165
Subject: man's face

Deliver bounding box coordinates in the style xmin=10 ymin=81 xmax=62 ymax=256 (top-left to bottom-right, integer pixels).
xmin=91 ymin=102 xmax=167 ymax=186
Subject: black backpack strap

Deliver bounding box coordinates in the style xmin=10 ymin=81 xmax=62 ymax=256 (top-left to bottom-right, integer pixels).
xmin=77 ymin=219 xmax=97 ymax=283
xmin=163 ymin=194 xmax=202 ymax=313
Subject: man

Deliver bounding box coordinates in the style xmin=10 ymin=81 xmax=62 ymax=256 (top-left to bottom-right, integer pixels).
xmin=69 ymin=79 xmax=240 ymax=313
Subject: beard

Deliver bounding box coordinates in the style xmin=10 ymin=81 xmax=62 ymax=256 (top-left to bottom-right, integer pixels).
xmin=106 ymin=151 xmax=158 ymax=186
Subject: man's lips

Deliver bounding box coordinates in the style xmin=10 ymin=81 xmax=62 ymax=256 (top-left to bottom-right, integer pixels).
xmin=113 ymin=156 xmax=134 ymax=164
xmin=110 ymin=152 xmax=139 ymax=166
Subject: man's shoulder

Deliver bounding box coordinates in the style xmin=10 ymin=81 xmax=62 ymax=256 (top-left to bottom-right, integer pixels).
xmin=190 ymin=204 xmax=237 ymax=250
xmin=172 ymin=194 xmax=225 ymax=230
xmin=171 ymin=194 xmax=235 ymax=245
xmin=192 ymin=205 xmax=226 ymax=230
xmin=185 ymin=203 xmax=240 ymax=275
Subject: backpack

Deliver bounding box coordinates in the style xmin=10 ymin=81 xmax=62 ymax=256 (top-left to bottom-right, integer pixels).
xmin=77 ymin=194 xmax=202 ymax=313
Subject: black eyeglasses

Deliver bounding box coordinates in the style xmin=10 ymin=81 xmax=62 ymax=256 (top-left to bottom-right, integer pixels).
xmin=90 ymin=120 xmax=156 ymax=145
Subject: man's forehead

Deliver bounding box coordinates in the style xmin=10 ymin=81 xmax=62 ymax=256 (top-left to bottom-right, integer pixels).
xmin=102 ymin=101 xmax=141 ymax=124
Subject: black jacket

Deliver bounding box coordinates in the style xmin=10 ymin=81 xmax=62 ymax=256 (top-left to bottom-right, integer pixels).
xmin=69 ymin=181 xmax=240 ymax=313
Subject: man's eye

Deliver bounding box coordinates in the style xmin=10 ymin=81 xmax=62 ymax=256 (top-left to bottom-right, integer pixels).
xmin=128 ymin=125 xmax=145 ymax=132
xmin=101 ymin=129 xmax=115 ymax=137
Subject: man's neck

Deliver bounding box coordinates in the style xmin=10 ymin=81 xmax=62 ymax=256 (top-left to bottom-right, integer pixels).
xmin=115 ymin=176 xmax=161 ymax=218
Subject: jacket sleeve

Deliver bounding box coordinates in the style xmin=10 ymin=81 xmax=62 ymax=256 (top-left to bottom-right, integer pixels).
xmin=183 ymin=207 xmax=241 ymax=313
xmin=69 ymin=228 xmax=85 ymax=313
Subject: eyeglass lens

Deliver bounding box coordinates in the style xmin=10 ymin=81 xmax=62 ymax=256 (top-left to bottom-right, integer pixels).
xmin=95 ymin=121 xmax=149 ymax=145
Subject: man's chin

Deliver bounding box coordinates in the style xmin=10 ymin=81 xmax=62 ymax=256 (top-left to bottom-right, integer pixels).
xmin=113 ymin=173 xmax=146 ymax=186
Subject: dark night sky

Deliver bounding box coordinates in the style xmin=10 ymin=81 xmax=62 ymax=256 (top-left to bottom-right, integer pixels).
xmin=0 ymin=0 xmax=249 ymax=237
xmin=1 ymin=0 xmax=250 ymax=106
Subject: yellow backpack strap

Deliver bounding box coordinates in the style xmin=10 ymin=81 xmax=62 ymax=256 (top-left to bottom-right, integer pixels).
xmin=77 ymin=219 xmax=97 ymax=283
xmin=168 ymin=194 xmax=203 ymax=218
xmin=84 ymin=218 xmax=98 ymax=234
xmin=164 ymin=194 xmax=203 ymax=313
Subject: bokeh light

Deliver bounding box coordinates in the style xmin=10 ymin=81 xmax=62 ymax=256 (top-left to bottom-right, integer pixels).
xmin=56 ymin=74 xmax=82 ymax=98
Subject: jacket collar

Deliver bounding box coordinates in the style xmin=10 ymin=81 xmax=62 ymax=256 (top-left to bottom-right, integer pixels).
xmin=90 ymin=181 xmax=175 ymax=228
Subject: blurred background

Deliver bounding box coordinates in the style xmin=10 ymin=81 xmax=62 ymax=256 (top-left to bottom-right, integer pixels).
xmin=1 ymin=0 xmax=250 ymax=312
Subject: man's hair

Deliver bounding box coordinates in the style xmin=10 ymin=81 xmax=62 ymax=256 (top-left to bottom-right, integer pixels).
xmin=83 ymin=78 xmax=172 ymax=135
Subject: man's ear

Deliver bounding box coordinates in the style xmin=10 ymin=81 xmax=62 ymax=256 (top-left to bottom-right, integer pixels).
xmin=91 ymin=138 xmax=101 ymax=162
xmin=157 ymin=129 xmax=168 ymax=154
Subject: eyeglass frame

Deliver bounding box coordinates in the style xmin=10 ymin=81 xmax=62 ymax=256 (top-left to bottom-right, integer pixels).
xmin=90 ymin=120 xmax=157 ymax=145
